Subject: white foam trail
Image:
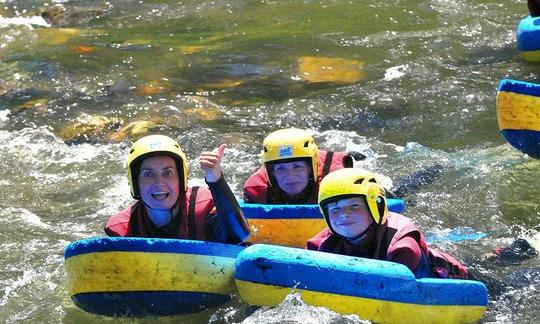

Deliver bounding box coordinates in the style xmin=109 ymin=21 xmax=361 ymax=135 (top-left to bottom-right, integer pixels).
xmin=527 ymin=231 xmax=540 ymax=252
xmin=0 ymin=109 xmax=9 ymax=128
xmin=0 ymin=270 xmax=36 ymax=306
xmin=0 ymin=16 xmax=50 ymax=28
xmin=384 ymin=64 xmax=408 ymax=81
xmin=21 ymin=211 xmax=50 ymax=229
xmin=7 ymin=208 xmax=51 ymax=230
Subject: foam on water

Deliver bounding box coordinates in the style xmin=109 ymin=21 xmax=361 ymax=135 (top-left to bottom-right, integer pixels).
xmin=4 ymin=207 xmax=51 ymax=229
xmin=240 ymin=291 xmax=370 ymax=324
xmin=0 ymin=15 xmax=50 ymax=28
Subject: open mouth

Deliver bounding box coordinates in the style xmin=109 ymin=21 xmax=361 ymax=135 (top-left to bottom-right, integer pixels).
xmin=151 ymin=192 xmax=170 ymax=200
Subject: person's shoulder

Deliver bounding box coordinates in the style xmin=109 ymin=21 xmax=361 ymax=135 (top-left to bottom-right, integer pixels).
xmin=104 ymin=204 xmax=134 ymax=236
xmin=244 ymin=165 xmax=268 ymax=184
xmin=316 ymin=150 xmax=359 ymax=169
xmin=306 ymin=228 xmax=333 ymax=247
xmin=313 ymin=227 xmax=332 ymax=237
xmin=243 ymin=166 xmax=269 ymax=202
xmin=316 ymin=149 xmax=358 ymax=158
xmin=386 ymin=211 xmax=410 ymax=222
xmin=106 ymin=204 xmax=134 ymax=226
xmin=188 ymin=185 xmax=213 ymax=202
xmin=316 ymin=150 xmax=330 ymax=160
xmin=386 ymin=212 xmax=422 ymax=236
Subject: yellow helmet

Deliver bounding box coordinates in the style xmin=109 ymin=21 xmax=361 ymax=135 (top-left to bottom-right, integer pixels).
xmin=318 ymin=168 xmax=388 ymax=225
xmin=126 ymin=134 xmax=188 ymax=199
xmin=262 ymin=128 xmax=319 ymax=180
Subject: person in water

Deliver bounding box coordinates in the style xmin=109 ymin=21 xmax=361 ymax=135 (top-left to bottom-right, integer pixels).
xmin=105 ymin=134 xmax=250 ymax=243
xmin=306 ymin=168 xmax=468 ymax=279
xmin=243 ymin=128 xmax=365 ymax=204
xmin=484 ymin=237 xmax=538 ymax=264
xmin=529 ymin=0 xmax=540 ymax=17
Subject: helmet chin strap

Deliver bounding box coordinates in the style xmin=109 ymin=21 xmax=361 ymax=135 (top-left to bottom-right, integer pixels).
xmin=344 ymin=222 xmax=375 ymax=245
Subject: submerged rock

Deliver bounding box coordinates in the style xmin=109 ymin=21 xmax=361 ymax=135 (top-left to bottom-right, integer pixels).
xmin=59 ymin=114 xmax=168 ymax=144
xmin=136 ymin=80 xmax=173 ymax=96
xmin=35 ymin=27 xmax=104 ymax=45
xmin=58 ymin=114 xmax=123 ymax=144
xmin=176 ymin=45 xmax=210 ymax=54
xmin=202 ymin=79 xmax=244 ymax=89
xmin=108 ymin=119 xmax=163 ymax=142
xmin=12 ymin=98 xmax=50 ymax=114
xmin=297 ymin=56 xmax=364 ymax=83
xmin=182 ymin=96 xmax=221 ymax=121
xmin=30 ymin=4 xmax=109 ymax=27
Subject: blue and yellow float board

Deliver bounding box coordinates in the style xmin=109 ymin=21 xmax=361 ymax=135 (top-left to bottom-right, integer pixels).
xmin=64 ymin=237 xmax=244 ymax=317
xmin=517 ymin=15 xmax=540 ymax=62
xmin=235 ymin=244 xmax=488 ymax=324
xmin=496 ymin=78 xmax=540 ymax=159
xmin=240 ymin=198 xmax=406 ymax=247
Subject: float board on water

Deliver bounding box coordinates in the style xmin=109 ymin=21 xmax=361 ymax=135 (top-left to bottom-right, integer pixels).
xmin=497 ymin=78 xmax=540 ymax=159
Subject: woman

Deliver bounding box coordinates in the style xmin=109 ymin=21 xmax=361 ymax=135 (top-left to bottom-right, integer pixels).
xmin=243 ymin=128 xmax=363 ymax=204
xmin=105 ymin=134 xmax=250 ymax=243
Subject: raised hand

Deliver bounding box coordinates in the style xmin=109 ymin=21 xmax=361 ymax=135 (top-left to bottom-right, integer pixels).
xmin=198 ymin=144 xmax=226 ymax=183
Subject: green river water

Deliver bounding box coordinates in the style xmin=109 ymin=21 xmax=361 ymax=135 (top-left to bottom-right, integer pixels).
xmin=0 ymin=0 xmax=539 ymax=323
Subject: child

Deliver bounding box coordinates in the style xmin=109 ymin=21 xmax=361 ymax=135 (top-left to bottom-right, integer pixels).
xmin=306 ymin=168 xmax=468 ymax=279
xmin=105 ymin=134 xmax=250 ymax=243
xmin=243 ymin=128 xmax=364 ymax=204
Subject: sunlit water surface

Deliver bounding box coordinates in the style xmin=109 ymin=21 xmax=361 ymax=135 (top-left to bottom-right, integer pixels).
xmin=0 ymin=1 xmax=539 ymax=323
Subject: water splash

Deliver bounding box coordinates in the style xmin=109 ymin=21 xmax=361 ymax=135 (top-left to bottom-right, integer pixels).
xmin=240 ymin=291 xmax=370 ymax=324
xmin=2 ymin=207 xmax=51 ymax=229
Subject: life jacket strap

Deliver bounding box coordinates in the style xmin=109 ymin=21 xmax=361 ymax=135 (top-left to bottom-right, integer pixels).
xmin=188 ymin=186 xmax=199 ymax=239
xmin=321 ymin=151 xmax=334 ymax=177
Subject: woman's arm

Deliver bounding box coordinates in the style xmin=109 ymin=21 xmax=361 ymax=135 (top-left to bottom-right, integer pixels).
xmin=200 ymin=144 xmax=250 ymax=243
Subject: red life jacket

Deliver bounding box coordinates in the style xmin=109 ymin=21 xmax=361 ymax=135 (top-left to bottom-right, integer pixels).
xmin=104 ymin=186 xmax=215 ymax=239
xmin=243 ymin=150 xmax=352 ymax=204
xmin=306 ymin=212 xmax=469 ymax=279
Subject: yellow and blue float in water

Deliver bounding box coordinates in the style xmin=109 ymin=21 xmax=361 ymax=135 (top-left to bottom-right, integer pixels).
xmin=64 ymin=199 xmax=405 ymax=316
xmin=234 ymin=244 xmax=488 ymax=324
xmin=240 ymin=198 xmax=405 ymax=247
xmin=65 ymin=204 xmax=484 ymax=318
xmin=496 ymin=78 xmax=540 ymax=159
xmin=64 ymin=237 xmax=244 ymax=317
xmin=517 ymin=15 xmax=540 ymax=62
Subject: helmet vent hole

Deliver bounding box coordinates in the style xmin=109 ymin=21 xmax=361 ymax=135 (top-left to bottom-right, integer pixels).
xmin=354 ymin=179 xmax=364 ymax=184
xmin=129 ymin=148 xmax=135 ymax=154
xmin=304 ymin=141 xmax=309 ymax=147
xmin=263 ymin=147 xmax=268 ymax=152
xmin=369 ymin=178 xmax=377 ymax=183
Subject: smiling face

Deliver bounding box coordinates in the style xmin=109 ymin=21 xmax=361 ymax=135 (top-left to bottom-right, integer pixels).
xmin=326 ymin=196 xmax=373 ymax=239
xmin=272 ymin=160 xmax=311 ymax=196
xmin=137 ymin=155 xmax=180 ymax=210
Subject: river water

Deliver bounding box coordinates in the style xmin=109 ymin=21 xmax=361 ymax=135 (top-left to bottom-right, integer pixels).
xmin=0 ymin=0 xmax=539 ymax=323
